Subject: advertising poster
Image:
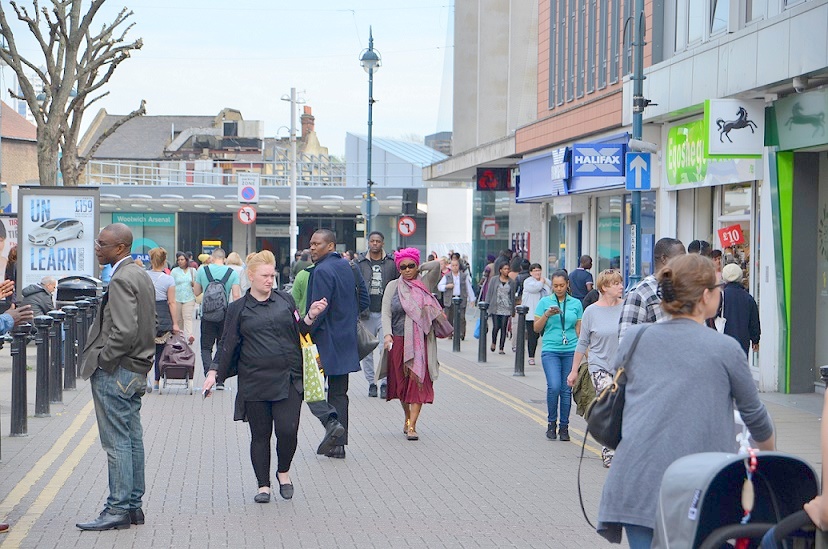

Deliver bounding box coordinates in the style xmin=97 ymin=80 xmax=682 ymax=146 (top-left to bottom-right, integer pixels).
xmin=0 ymin=216 xmax=19 ymax=282
xmin=18 ymin=187 xmax=99 ymax=288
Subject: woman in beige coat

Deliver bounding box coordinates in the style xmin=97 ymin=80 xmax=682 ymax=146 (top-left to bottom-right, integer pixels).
xmin=379 ymin=248 xmax=443 ymax=441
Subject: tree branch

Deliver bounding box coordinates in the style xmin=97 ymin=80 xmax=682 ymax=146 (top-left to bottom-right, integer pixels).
xmin=78 ymin=99 xmax=146 ymax=173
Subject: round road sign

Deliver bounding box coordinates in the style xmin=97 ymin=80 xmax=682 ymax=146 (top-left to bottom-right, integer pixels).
xmin=240 ymin=185 xmax=257 ymax=202
xmin=398 ymin=216 xmax=417 ymax=237
xmin=238 ymin=206 xmax=257 ymax=225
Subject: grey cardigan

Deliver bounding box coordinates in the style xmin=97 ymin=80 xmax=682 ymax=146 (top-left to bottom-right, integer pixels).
xmin=596 ymin=318 xmax=774 ymax=541
xmin=378 ymin=260 xmax=442 ymax=382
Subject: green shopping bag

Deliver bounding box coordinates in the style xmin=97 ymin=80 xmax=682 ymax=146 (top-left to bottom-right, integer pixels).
xmin=301 ymin=333 xmax=325 ymax=403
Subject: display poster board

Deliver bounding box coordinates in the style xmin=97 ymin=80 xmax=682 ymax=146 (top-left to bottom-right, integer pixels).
xmin=0 ymin=216 xmax=19 ymax=282
xmin=18 ymin=187 xmax=99 ymax=288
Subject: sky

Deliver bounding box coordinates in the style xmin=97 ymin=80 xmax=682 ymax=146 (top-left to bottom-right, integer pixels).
xmin=0 ymin=1 xmax=454 ymax=157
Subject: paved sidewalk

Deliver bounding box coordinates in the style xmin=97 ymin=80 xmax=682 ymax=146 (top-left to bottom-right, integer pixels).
xmin=0 ymin=316 xmax=822 ymax=548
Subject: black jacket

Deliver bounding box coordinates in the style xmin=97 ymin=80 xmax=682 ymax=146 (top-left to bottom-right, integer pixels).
xmin=355 ymin=251 xmax=399 ymax=315
xmin=720 ymin=282 xmax=761 ymax=356
xmin=21 ymin=284 xmax=54 ymax=317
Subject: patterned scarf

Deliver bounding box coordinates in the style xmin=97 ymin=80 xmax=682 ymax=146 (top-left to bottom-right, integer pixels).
xmin=397 ymin=274 xmax=443 ymax=384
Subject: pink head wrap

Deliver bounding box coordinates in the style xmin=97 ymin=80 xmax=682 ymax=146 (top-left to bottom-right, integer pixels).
xmin=394 ymin=247 xmax=420 ymax=271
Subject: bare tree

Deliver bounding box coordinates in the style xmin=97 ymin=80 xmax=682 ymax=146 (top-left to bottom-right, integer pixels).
xmin=0 ymin=0 xmax=144 ymax=186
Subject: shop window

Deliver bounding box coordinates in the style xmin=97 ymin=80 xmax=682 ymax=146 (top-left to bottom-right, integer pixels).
xmin=548 ymin=215 xmax=567 ymax=274
xmin=596 ymin=196 xmax=622 ymax=273
xmin=719 ymin=183 xmax=754 ymax=292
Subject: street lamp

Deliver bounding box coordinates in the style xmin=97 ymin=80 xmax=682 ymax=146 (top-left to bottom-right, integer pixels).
xmin=359 ymin=27 xmax=381 ymax=236
xmin=281 ymin=89 xmax=305 ymax=259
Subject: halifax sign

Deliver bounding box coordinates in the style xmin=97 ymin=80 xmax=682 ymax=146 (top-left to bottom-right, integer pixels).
xmin=571 ymin=143 xmax=626 ymax=177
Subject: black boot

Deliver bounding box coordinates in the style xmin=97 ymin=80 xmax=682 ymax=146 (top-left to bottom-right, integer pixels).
xmin=546 ymin=422 xmax=557 ymax=440
xmin=76 ymin=510 xmax=131 ymax=531
xmin=559 ymin=424 xmax=570 ymax=442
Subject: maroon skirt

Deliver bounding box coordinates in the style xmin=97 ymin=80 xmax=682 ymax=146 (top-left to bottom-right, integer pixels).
xmin=386 ymin=335 xmax=434 ymax=404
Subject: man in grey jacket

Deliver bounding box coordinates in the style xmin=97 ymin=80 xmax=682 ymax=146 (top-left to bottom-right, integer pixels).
xmin=20 ymin=276 xmax=56 ymax=317
xmin=77 ymin=224 xmax=156 ymax=531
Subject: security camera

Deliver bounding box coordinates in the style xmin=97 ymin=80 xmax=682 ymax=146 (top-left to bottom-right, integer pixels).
xmin=793 ymin=76 xmax=808 ymax=93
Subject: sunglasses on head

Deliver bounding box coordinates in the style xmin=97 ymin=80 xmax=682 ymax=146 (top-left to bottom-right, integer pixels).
xmin=399 ymin=263 xmax=417 ymax=270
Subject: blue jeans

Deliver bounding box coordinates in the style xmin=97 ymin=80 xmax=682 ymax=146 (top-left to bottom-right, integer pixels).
xmin=541 ymin=351 xmax=573 ymax=426
xmin=90 ymin=366 xmax=147 ymax=514
xmin=624 ymin=523 xmax=654 ymax=548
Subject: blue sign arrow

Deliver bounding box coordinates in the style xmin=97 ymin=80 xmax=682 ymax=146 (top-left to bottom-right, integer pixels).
xmin=625 ymin=152 xmax=651 ymax=191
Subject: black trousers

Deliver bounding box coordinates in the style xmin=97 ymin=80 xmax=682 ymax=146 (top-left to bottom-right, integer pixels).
xmin=246 ymin=387 xmax=303 ymax=488
xmin=491 ymin=314 xmax=510 ymax=350
xmin=200 ymin=319 xmax=225 ymax=375
xmin=306 ymin=373 xmax=350 ymax=445
xmin=526 ymin=319 xmax=540 ymax=358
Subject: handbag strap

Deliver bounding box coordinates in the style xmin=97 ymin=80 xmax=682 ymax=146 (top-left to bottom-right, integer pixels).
xmin=576 ymin=323 xmax=652 ymax=530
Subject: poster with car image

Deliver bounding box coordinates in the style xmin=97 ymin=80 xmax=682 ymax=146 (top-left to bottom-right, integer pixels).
xmin=18 ymin=187 xmax=99 ymax=288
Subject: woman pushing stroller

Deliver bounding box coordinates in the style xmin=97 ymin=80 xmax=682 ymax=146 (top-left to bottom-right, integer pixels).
xmin=596 ymin=254 xmax=775 ymax=548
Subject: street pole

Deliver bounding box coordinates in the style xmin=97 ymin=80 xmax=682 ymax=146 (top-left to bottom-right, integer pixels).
xmin=629 ymin=0 xmax=646 ymax=289
xmin=289 ymin=87 xmax=298 ymax=258
xmin=360 ymin=28 xmax=381 ymax=237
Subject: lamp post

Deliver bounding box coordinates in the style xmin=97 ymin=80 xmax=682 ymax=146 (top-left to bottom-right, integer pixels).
xmin=359 ymin=28 xmax=381 ymax=236
xmin=281 ymin=89 xmax=305 ymax=258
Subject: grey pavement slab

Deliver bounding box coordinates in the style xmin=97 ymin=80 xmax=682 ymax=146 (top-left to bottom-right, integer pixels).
xmin=0 ymin=315 xmax=822 ymax=548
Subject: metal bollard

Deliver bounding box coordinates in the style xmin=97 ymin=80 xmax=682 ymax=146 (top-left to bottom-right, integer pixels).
xmin=48 ymin=310 xmax=66 ymax=403
xmin=86 ymin=296 xmax=99 ymax=326
xmin=10 ymin=322 xmax=32 ymax=436
xmin=74 ymin=300 xmax=91 ymax=370
xmin=514 ymin=305 xmax=528 ymax=377
xmin=62 ymin=305 xmax=79 ymax=387
xmin=34 ymin=315 xmax=54 ymax=417
xmin=477 ymin=301 xmax=489 ymax=363
xmin=451 ymin=296 xmax=462 ymax=352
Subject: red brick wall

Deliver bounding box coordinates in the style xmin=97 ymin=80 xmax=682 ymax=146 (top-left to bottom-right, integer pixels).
xmin=520 ymin=0 xmax=653 ymax=154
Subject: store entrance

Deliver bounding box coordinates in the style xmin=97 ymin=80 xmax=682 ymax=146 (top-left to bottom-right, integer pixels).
xmin=256 ymin=236 xmax=290 ymax=288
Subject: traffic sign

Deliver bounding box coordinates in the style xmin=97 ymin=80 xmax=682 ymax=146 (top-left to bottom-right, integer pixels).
xmin=238 ymin=173 xmax=260 ymax=203
xmin=238 ymin=205 xmax=256 ymax=225
xmin=625 ymin=152 xmax=651 ymax=190
xmin=398 ymin=216 xmax=417 ymax=237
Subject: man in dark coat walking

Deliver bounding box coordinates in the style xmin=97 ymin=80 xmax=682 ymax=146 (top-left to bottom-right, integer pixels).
xmin=306 ymin=229 xmax=368 ymax=459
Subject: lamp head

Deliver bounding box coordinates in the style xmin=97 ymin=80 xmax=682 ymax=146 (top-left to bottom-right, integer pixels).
xmin=360 ymin=48 xmax=381 ymax=73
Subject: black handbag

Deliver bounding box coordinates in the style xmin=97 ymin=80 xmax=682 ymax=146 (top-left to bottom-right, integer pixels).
xmin=357 ymin=321 xmax=379 ymax=360
xmin=584 ymin=324 xmax=651 ymax=450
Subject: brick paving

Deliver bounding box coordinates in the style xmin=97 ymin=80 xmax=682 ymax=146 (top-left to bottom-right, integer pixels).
xmin=0 ymin=316 xmax=822 ymax=548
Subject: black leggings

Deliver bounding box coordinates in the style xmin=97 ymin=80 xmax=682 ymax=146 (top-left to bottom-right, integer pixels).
xmin=526 ymin=320 xmax=540 ymax=358
xmin=246 ymin=387 xmax=303 ymax=488
xmin=491 ymin=314 xmax=510 ymax=350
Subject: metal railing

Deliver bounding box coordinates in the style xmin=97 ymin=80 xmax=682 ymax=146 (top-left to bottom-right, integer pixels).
xmin=83 ymin=159 xmax=347 ymax=188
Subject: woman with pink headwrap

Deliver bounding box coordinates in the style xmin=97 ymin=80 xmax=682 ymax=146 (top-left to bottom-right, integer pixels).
xmin=378 ymin=248 xmax=444 ymax=440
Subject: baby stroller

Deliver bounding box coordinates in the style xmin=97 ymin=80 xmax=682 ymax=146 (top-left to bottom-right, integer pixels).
xmin=158 ymin=334 xmax=196 ymax=395
xmin=654 ymin=452 xmax=819 ymax=548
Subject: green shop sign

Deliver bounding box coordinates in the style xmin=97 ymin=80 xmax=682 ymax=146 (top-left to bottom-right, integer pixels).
xmin=773 ymin=88 xmax=828 ymax=151
xmin=667 ymin=120 xmax=707 ymax=185
xmin=113 ymin=213 xmax=175 ymax=227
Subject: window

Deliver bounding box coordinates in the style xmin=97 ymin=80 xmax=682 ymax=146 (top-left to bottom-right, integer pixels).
xmin=567 ymin=0 xmax=576 ymax=101
xmin=549 ymin=0 xmax=558 ymax=107
xmin=710 ymin=0 xmax=729 ymax=34
xmin=587 ymin=0 xmax=596 ymax=93
xmin=610 ymin=0 xmax=620 ymax=84
xmin=599 ymin=0 xmax=607 ymax=89
xmin=558 ymin=0 xmax=566 ymax=105
xmin=577 ymin=0 xmax=585 ymax=98
xmin=622 ymin=0 xmax=633 ymax=75
xmin=675 ymin=0 xmax=708 ymax=51
xmin=746 ymin=0 xmax=765 ymax=21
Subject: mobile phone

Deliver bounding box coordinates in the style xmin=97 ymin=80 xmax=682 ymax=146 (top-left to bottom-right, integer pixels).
xmin=548 ymin=306 xmax=561 ymax=315
xmin=202 ymin=388 xmax=211 ymax=399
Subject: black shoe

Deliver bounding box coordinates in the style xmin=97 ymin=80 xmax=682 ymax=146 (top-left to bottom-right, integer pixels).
xmin=317 ymin=419 xmax=345 ymax=455
xmin=546 ymin=422 xmax=557 ymax=440
xmin=326 ymin=445 xmax=346 ymax=459
xmin=76 ymin=510 xmax=131 ymax=531
xmin=379 ymin=384 xmax=387 ymax=399
xmin=368 ymin=383 xmax=378 ymax=397
xmin=254 ymin=491 xmax=271 ymax=503
xmin=559 ymin=425 xmax=570 ymax=442
xmin=278 ymin=481 xmax=294 ymax=500
xmin=129 ymin=509 xmax=144 ymax=525
xmin=215 ymin=383 xmax=225 ymax=391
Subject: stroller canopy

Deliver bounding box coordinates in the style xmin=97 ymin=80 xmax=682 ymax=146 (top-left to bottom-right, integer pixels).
xmin=653 ymin=452 xmax=818 ymax=548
